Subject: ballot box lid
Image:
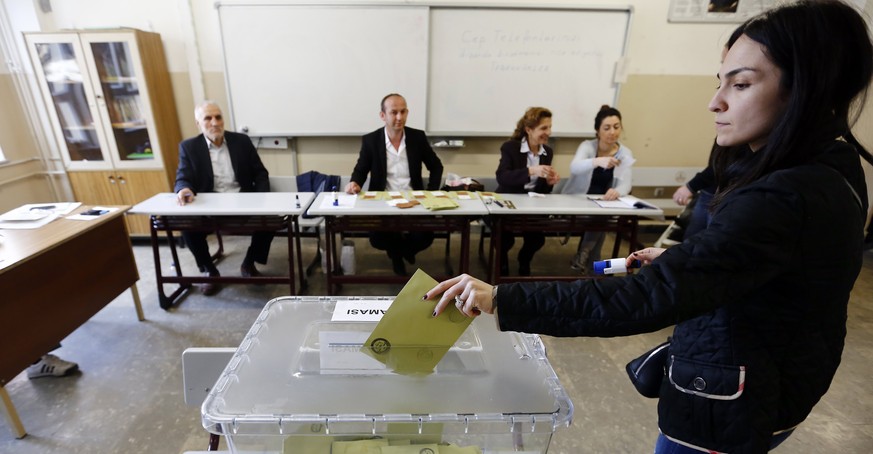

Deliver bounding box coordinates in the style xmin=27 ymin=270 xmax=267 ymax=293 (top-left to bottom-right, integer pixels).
xmin=202 ymin=297 xmax=573 ymax=437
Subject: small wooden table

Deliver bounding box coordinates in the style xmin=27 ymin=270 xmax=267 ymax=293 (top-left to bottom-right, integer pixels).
xmin=0 ymin=206 xmax=142 ymax=438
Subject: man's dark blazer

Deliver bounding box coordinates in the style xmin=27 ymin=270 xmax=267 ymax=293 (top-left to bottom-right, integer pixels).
xmin=174 ymin=131 xmax=270 ymax=194
xmin=350 ymin=127 xmax=443 ymax=191
xmin=495 ymin=139 xmax=555 ymax=194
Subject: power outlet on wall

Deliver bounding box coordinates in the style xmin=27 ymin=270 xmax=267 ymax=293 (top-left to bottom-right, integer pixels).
xmin=259 ymin=137 xmax=288 ymax=149
xmin=654 ymin=187 xmax=664 ymax=197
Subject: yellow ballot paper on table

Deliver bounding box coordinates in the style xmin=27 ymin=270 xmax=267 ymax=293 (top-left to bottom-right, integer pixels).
xmin=361 ymin=269 xmax=474 ymax=375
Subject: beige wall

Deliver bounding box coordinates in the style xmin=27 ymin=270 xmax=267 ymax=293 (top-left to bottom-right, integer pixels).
xmin=246 ymin=72 xmax=717 ymax=180
xmin=0 ymin=55 xmax=62 ymax=212
xmin=2 ymin=0 xmax=872 ymax=223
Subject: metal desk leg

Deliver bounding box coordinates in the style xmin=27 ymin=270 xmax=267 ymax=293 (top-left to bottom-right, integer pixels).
xmin=1 ymin=386 xmax=26 ymax=439
xmin=208 ymin=433 xmax=220 ymax=451
xmin=491 ymin=219 xmax=503 ymax=283
xmin=286 ymin=224 xmax=296 ymax=296
xmin=459 ymin=220 xmax=471 ymax=275
xmin=152 ymin=216 xmax=191 ymax=310
xmin=293 ymin=217 xmax=306 ymax=292
xmin=324 ymin=219 xmax=336 ymax=295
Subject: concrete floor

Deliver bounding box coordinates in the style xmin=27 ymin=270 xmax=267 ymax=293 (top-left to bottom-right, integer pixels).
xmin=1 ymin=229 xmax=872 ymax=453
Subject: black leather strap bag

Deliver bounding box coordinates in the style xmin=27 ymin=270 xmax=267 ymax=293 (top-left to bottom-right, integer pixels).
xmin=625 ymin=340 xmax=670 ymax=398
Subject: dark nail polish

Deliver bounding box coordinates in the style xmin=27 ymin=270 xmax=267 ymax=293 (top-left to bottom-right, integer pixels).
xmin=432 ymin=311 xmax=437 ymax=317
xmin=421 ymin=294 xmax=428 ymax=300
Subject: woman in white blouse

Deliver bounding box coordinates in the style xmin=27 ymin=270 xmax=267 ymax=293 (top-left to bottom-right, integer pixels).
xmin=561 ymin=105 xmax=635 ymax=273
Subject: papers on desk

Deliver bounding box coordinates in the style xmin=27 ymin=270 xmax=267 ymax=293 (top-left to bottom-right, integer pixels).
xmin=589 ymin=196 xmax=656 ymax=209
xmin=0 ymin=202 xmax=81 ymax=229
xmin=319 ymin=193 xmax=357 ymax=209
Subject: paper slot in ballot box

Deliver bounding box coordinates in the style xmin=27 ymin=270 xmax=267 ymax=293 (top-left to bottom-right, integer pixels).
xmin=201 ymin=297 xmax=574 ymax=453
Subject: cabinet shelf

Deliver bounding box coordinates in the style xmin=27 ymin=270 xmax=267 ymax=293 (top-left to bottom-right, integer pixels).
xmin=102 ymin=76 xmax=137 ymax=83
xmin=46 ymin=78 xmax=84 ymax=85
xmin=26 ymin=29 xmax=182 ymax=236
xmin=111 ymin=121 xmax=146 ymax=129
xmin=126 ymin=152 xmax=154 ymax=160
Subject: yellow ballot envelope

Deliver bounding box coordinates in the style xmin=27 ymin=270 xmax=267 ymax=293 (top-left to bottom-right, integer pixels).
xmin=361 ymin=269 xmax=474 ymax=374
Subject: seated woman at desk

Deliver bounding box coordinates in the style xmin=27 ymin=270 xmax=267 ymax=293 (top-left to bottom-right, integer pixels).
xmin=561 ymin=105 xmax=634 ymax=273
xmin=495 ymin=107 xmax=561 ymax=276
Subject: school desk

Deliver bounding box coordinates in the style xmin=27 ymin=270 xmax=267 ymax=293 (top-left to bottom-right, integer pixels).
xmin=485 ymin=193 xmax=664 ymax=283
xmin=129 ymin=192 xmax=314 ymax=309
xmin=306 ymin=191 xmax=489 ymax=295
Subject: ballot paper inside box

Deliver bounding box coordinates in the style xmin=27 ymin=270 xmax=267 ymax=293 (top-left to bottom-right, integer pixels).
xmin=201 ymin=296 xmax=574 ymax=454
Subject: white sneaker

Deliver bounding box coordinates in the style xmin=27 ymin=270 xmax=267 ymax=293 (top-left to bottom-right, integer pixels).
xmin=26 ymin=354 xmax=79 ymax=379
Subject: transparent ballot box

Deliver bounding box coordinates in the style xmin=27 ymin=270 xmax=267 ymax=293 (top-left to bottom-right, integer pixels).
xmin=202 ymin=296 xmax=574 ymax=453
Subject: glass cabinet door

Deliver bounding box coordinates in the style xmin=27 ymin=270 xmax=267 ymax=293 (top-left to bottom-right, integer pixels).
xmin=28 ymin=38 xmax=110 ymax=166
xmin=83 ymin=34 xmax=162 ymax=170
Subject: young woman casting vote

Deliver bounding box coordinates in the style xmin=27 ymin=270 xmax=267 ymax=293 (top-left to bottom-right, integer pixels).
xmin=425 ymin=1 xmax=873 ymax=452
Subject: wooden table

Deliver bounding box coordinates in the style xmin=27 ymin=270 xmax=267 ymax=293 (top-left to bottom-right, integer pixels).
xmin=485 ymin=193 xmax=664 ymax=283
xmin=0 ymin=206 xmax=142 ymax=438
xmin=306 ymin=192 xmax=489 ymax=294
xmin=129 ymin=192 xmax=314 ymax=309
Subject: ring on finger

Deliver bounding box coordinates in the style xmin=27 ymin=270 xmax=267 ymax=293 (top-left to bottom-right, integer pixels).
xmin=454 ymin=295 xmax=464 ymax=308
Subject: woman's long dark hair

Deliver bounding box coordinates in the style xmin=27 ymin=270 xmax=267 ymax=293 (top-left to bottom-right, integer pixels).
xmin=712 ymin=0 xmax=873 ymax=206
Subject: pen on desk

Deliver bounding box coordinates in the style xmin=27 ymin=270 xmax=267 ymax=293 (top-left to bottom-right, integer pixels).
xmin=494 ymin=200 xmax=504 ymax=208
xmin=332 ymin=186 xmax=339 ymax=206
xmin=295 ymin=194 xmax=301 ymax=209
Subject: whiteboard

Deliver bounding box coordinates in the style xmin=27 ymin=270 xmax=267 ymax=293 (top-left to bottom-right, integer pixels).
xmin=218 ymin=4 xmax=429 ymax=136
xmin=428 ymin=8 xmax=630 ymax=136
xmin=217 ymin=3 xmax=631 ymax=137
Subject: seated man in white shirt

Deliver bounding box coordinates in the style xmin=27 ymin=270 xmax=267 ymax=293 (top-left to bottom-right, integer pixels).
xmin=174 ymin=101 xmax=273 ymax=295
xmin=344 ymin=94 xmax=444 ymax=276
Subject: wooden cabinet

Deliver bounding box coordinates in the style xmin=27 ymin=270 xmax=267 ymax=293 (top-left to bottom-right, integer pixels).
xmin=66 ymin=170 xmax=168 ymax=234
xmin=25 ymin=29 xmax=180 ymax=235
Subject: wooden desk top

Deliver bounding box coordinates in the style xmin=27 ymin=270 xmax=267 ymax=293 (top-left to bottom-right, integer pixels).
xmin=0 ymin=206 xmax=129 ymax=274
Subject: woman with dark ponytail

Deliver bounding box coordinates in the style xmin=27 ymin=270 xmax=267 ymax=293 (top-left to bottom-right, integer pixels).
xmin=561 ymin=104 xmax=635 ymax=272
xmin=427 ymin=2 xmax=872 ymax=452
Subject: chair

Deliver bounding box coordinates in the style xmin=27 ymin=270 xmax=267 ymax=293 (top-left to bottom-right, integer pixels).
xmin=472 ymin=178 xmax=499 ymax=267
xmin=182 ymin=347 xmax=236 ymax=451
xmin=652 ymin=200 xmax=693 ymax=248
xmin=270 ymin=174 xmax=338 ymax=276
